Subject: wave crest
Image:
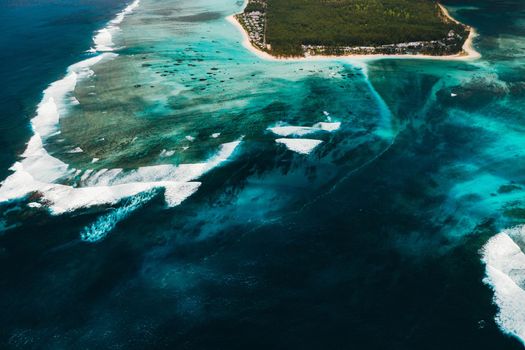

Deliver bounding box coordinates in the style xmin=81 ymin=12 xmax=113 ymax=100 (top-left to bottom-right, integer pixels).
xmin=482 ymin=225 xmax=525 ymax=345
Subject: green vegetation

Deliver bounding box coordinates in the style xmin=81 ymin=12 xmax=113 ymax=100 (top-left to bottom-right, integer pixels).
xmin=245 ymin=2 xmax=265 ymax=13
xmin=261 ymin=0 xmax=467 ymax=56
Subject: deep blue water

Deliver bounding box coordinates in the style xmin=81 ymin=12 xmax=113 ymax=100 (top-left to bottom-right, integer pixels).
xmin=0 ymin=0 xmax=123 ymax=178
xmin=1 ymin=0 xmax=525 ymax=349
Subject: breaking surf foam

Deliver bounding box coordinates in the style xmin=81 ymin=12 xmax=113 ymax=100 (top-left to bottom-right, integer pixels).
xmin=0 ymin=138 xmax=241 ymax=214
xmin=80 ymin=181 xmax=201 ymax=243
xmin=268 ymin=121 xmax=341 ymax=137
xmin=0 ymin=0 xmax=242 ymax=241
xmin=73 ymin=141 xmax=242 ymax=242
xmin=92 ymin=0 xmax=140 ymax=52
xmin=275 ymin=139 xmax=323 ymax=155
xmin=0 ymin=53 xmax=116 ymax=206
xmin=482 ymin=225 xmax=525 ymax=346
xmin=32 ymin=54 xmax=112 ymax=138
xmin=80 ymin=190 xmax=157 ymax=242
xmin=93 ymin=28 xmax=115 ymax=52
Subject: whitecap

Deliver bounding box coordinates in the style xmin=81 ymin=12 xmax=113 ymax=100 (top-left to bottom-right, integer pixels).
xmin=93 ymin=29 xmax=115 ymax=52
xmin=31 ymin=54 xmax=115 ymax=139
xmin=275 ymin=138 xmax=323 ymax=154
xmin=110 ymin=0 xmax=140 ymax=26
xmin=0 ymin=0 xmax=243 ymax=241
xmin=67 ymin=147 xmax=83 ymax=154
xmin=92 ymin=0 xmax=140 ymax=52
xmin=268 ymin=125 xmax=317 ymax=137
xmin=313 ymin=121 xmax=341 ymax=132
xmin=160 ymin=149 xmax=175 ymax=157
xmin=80 ymin=189 xmax=157 ymax=243
xmin=0 ymin=138 xmax=241 ymax=216
xmin=482 ymin=225 xmax=525 ymax=346
xmin=96 ymin=140 xmax=242 ymax=186
xmin=44 ymin=180 xmax=201 ymax=215
xmin=268 ymin=121 xmax=340 ymax=137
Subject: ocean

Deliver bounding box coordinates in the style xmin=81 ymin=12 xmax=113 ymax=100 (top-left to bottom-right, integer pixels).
xmin=0 ymin=0 xmax=524 ymax=348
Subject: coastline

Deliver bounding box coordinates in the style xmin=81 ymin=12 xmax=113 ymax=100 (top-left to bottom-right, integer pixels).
xmin=438 ymin=3 xmax=461 ymax=25
xmin=226 ymin=3 xmax=480 ymax=62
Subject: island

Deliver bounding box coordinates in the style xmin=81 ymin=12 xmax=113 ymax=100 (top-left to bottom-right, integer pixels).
xmin=230 ymin=0 xmax=474 ymax=58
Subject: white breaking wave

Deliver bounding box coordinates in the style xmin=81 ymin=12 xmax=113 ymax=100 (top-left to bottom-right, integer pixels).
xmin=0 ymin=53 xmax=115 ymax=204
xmin=81 ymin=191 xmax=157 ymax=243
xmin=0 ymin=138 xmax=241 ymax=215
xmin=268 ymin=121 xmax=341 ymax=137
xmin=67 ymin=147 xmax=84 ymax=154
xmin=275 ymin=138 xmax=323 ymax=155
xmin=313 ymin=121 xmax=341 ymax=132
xmin=160 ymin=149 xmax=175 ymax=157
xmin=80 ymin=182 xmax=200 ymax=243
xmin=72 ymin=140 xmax=241 ymax=242
xmin=32 ymin=54 xmax=111 ymax=138
xmin=269 ymin=126 xmax=316 ymax=137
xmin=93 ymin=28 xmax=115 ymax=52
xmin=79 ymin=141 xmax=242 ymax=188
xmin=0 ymin=54 xmax=115 ymax=204
xmin=0 ymin=0 xmax=242 ymax=241
xmin=111 ymin=0 xmax=140 ymax=26
xmin=46 ymin=181 xmax=201 ymax=215
xmin=482 ymin=225 xmax=525 ymax=346
xmin=92 ymin=0 xmax=140 ymax=52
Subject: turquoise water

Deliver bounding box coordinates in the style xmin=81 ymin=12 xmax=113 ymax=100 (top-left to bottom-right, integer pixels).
xmin=1 ymin=0 xmax=525 ymax=348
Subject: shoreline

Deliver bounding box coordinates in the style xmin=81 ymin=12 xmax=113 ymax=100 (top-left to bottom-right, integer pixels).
xmin=226 ymin=3 xmax=480 ymax=62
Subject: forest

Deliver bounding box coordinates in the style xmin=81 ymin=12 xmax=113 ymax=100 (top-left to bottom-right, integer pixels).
xmin=264 ymin=0 xmax=467 ymax=56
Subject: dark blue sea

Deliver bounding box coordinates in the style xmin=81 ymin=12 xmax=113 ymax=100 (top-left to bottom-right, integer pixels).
xmin=1 ymin=0 xmax=525 ymax=349
xmin=0 ymin=0 xmax=125 ymax=178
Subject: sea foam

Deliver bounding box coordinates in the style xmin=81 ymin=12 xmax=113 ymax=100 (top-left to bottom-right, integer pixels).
xmin=93 ymin=28 xmax=115 ymax=52
xmin=268 ymin=121 xmax=341 ymax=137
xmin=482 ymin=225 xmax=525 ymax=345
xmin=0 ymin=54 xmax=116 ymax=204
xmin=0 ymin=0 xmax=241 ymax=241
xmin=32 ymin=54 xmax=110 ymax=138
xmin=0 ymin=139 xmax=241 ymax=214
xmin=92 ymin=0 xmax=140 ymax=52
xmin=275 ymin=138 xmax=323 ymax=154
xmin=80 ymin=190 xmax=157 ymax=242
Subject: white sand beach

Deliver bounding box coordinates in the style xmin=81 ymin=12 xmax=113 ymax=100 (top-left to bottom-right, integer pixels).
xmin=226 ymin=3 xmax=480 ymax=62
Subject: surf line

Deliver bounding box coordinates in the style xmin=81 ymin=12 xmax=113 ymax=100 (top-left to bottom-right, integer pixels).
xmin=482 ymin=225 xmax=525 ymax=346
xmin=0 ymin=0 xmax=140 ymax=212
xmin=0 ymin=0 xmax=239 ymax=242
xmin=91 ymin=0 xmax=140 ymax=52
